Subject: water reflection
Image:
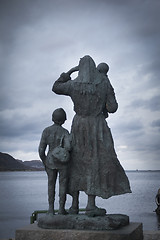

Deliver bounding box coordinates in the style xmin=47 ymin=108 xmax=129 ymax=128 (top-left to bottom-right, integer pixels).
xmin=0 ymin=171 xmax=160 ymax=239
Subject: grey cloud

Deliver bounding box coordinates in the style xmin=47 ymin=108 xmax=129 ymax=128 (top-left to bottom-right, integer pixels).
xmin=128 ymin=95 xmax=160 ymax=112
xmin=111 ymin=118 xmax=145 ymax=151
xmin=0 ymin=136 xmax=40 ymax=153
xmin=0 ymin=0 xmax=160 ymax=168
xmin=136 ymin=60 xmax=160 ymax=89
xmin=0 ymin=113 xmax=40 ymax=138
xmin=133 ymin=138 xmax=160 ymax=153
xmin=151 ymin=119 xmax=160 ymax=128
xmin=0 ymin=0 xmax=35 ymax=54
xmin=113 ymin=119 xmax=144 ymax=134
xmin=117 ymin=0 xmax=160 ymax=39
xmin=114 ymin=123 xmax=160 ymax=155
xmin=148 ymin=60 xmax=160 ymax=75
xmin=0 ymin=93 xmax=31 ymax=111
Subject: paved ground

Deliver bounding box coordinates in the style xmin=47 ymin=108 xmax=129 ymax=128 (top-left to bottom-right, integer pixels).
xmin=1 ymin=230 xmax=160 ymax=240
xmin=144 ymin=231 xmax=160 ymax=240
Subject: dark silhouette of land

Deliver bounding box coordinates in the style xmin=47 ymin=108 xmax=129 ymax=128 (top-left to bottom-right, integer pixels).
xmin=0 ymin=152 xmax=44 ymax=171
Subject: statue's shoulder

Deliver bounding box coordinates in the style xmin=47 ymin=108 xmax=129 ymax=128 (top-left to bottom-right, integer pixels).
xmin=61 ymin=126 xmax=70 ymax=135
xmin=42 ymin=125 xmax=55 ymax=135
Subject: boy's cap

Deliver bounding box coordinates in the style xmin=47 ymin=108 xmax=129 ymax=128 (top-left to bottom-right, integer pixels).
xmin=52 ymin=108 xmax=67 ymax=124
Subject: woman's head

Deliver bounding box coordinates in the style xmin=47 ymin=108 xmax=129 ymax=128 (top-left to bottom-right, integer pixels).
xmin=77 ymin=55 xmax=97 ymax=83
xmin=79 ymin=55 xmax=96 ymax=69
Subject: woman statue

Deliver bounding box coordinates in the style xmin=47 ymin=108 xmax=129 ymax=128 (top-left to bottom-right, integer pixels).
xmin=52 ymin=55 xmax=131 ymax=216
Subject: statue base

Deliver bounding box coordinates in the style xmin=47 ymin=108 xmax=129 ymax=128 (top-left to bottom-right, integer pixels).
xmin=15 ymin=222 xmax=143 ymax=240
xmin=38 ymin=213 xmax=129 ymax=230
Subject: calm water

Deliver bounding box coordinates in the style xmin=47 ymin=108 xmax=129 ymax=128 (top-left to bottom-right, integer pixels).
xmin=0 ymin=171 xmax=160 ymax=238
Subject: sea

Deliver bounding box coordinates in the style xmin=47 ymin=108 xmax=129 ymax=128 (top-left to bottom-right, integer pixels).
xmin=0 ymin=170 xmax=160 ymax=239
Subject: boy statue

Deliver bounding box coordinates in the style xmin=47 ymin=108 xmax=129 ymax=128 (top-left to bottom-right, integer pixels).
xmin=38 ymin=108 xmax=71 ymax=215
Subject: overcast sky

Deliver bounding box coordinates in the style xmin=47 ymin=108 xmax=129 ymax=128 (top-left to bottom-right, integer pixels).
xmin=0 ymin=0 xmax=160 ymax=170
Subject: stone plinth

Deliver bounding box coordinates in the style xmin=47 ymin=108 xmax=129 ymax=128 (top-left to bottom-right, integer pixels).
xmin=15 ymin=222 xmax=143 ymax=240
xmin=144 ymin=231 xmax=160 ymax=240
xmin=38 ymin=214 xmax=129 ymax=230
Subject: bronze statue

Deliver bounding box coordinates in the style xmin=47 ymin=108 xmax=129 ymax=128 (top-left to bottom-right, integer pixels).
xmin=38 ymin=108 xmax=71 ymax=215
xmin=52 ymin=55 xmax=131 ymax=217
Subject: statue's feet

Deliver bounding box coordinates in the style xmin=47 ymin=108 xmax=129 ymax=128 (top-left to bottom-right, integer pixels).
xmin=58 ymin=208 xmax=68 ymax=215
xmin=68 ymin=207 xmax=79 ymax=215
xmin=47 ymin=209 xmax=55 ymax=216
xmin=85 ymin=207 xmax=106 ymax=217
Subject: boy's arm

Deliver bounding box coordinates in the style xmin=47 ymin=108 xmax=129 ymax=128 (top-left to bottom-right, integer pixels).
xmin=38 ymin=130 xmax=47 ymax=165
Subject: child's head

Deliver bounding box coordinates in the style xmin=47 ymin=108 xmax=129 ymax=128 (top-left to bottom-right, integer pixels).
xmin=97 ymin=62 xmax=109 ymax=75
xmin=52 ymin=108 xmax=67 ymax=125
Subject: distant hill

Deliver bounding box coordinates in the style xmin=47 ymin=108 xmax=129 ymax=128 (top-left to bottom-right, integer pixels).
xmin=0 ymin=152 xmax=44 ymax=171
xmin=17 ymin=159 xmax=44 ymax=169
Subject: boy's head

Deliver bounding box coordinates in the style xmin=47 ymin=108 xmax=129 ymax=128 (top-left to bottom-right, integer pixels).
xmin=52 ymin=108 xmax=67 ymax=125
xmin=97 ymin=62 xmax=109 ymax=75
